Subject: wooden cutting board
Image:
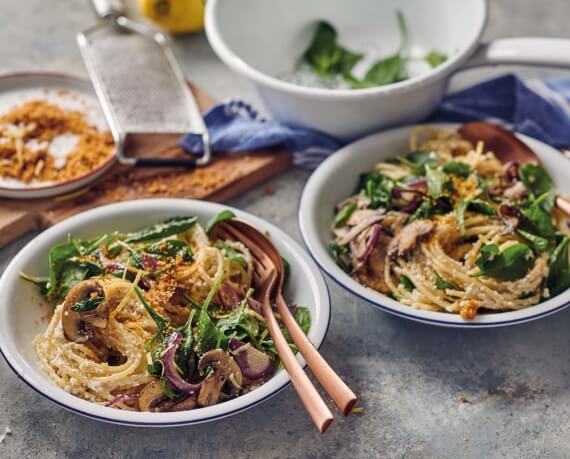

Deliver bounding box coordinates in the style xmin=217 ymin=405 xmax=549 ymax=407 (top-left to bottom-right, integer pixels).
xmin=0 ymin=83 xmax=292 ymax=248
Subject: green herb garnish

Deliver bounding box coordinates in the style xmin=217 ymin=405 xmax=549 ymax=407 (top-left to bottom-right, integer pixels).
xmin=70 ymin=296 xmax=104 ymax=313
xmin=125 ymin=216 xmax=197 ymax=243
xmin=474 ymin=243 xmax=535 ymax=281
xmin=206 ymin=210 xmax=235 ymax=234
xmin=334 ymin=201 xmax=357 ymax=227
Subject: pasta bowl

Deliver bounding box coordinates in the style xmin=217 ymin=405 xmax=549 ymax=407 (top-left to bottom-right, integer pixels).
xmin=298 ymin=123 xmax=570 ymax=328
xmin=0 ymin=199 xmax=331 ymax=426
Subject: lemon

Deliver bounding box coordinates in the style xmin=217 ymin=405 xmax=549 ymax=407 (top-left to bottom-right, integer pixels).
xmin=137 ymin=0 xmax=205 ymax=34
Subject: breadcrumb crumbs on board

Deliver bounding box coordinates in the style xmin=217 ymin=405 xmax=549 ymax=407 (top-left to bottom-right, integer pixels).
xmin=264 ymin=185 xmax=276 ymax=196
xmin=0 ymin=100 xmax=113 ymax=183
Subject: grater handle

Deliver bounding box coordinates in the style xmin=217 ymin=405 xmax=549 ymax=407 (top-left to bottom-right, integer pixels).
xmin=133 ymin=157 xmax=197 ymax=168
xmin=91 ymin=0 xmax=124 ymax=18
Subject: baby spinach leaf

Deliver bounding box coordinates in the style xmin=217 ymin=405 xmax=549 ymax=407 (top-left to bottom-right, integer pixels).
xmin=216 ymin=305 xmax=246 ymax=335
xmin=518 ymin=164 xmax=553 ymax=198
xmin=409 ymin=198 xmax=434 ymax=222
xmin=146 ymin=239 xmax=193 ymax=262
xmin=359 ymin=172 xmax=394 ymax=209
xmin=425 ymin=165 xmax=447 ymax=198
xmin=361 ymin=54 xmax=405 ymax=86
xmin=198 ymin=308 xmax=227 ymax=353
xmin=474 ymin=243 xmax=535 ymax=281
xmin=334 ymin=201 xmax=357 ymax=227
xmin=442 ymin=161 xmax=472 ymax=178
xmin=516 ymin=229 xmax=550 ymax=253
xmin=125 ymin=216 xmax=198 ymax=243
xmin=434 ymin=271 xmax=454 ymax=291
xmin=396 ymin=150 xmax=438 ymax=176
xmin=302 ymin=21 xmax=363 ymax=77
xmin=206 ymin=210 xmax=235 ymax=234
xmin=455 ymin=198 xmax=470 ymax=234
xmin=213 ymin=242 xmax=248 ymax=269
xmin=400 ymin=274 xmax=415 ymax=292
xmin=546 ymin=237 xmax=570 ymax=297
xmin=344 ymin=10 xmax=408 ymax=88
xmin=43 ymin=237 xmax=104 ymax=301
xmin=468 ymin=200 xmax=497 ymax=216
xmin=161 ymin=378 xmax=181 ymax=401
xmin=282 ymin=256 xmax=291 ymax=286
xmin=70 ymin=296 xmax=104 ymax=313
xmin=425 ymin=51 xmax=448 ymax=68
xmin=294 ymin=306 xmax=312 ymax=334
xmin=329 ymin=240 xmax=352 ymax=272
xmin=46 ymin=240 xmax=81 ymax=299
xmin=520 ymin=192 xmax=556 ymax=239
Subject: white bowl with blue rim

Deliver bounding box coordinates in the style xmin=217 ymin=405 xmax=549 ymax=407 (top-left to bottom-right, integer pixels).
xmin=0 ymin=199 xmax=331 ymax=426
xmin=298 ymin=124 xmax=570 ymax=328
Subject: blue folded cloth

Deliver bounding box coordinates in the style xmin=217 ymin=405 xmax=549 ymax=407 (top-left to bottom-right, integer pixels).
xmin=180 ymin=74 xmax=570 ymax=169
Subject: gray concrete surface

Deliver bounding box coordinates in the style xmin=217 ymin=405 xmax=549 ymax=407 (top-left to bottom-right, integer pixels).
xmin=1 ymin=1 xmax=570 ymax=458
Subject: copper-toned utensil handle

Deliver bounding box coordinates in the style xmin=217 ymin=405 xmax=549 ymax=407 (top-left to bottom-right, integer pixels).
xmin=262 ymin=300 xmax=333 ymax=433
xmin=557 ymin=196 xmax=570 ymax=216
xmin=275 ymin=294 xmax=357 ymax=416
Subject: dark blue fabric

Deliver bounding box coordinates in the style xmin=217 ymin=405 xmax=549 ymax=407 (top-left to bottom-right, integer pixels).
xmin=430 ymin=74 xmax=570 ymax=148
xmin=180 ymin=74 xmax=570 ymax=168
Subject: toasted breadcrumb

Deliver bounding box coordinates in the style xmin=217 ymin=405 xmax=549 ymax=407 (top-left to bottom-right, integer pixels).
xmin=0 ymin=100 xmax=113 ymax=183
xmin=459 ymin=299 xmax=479 ymax=320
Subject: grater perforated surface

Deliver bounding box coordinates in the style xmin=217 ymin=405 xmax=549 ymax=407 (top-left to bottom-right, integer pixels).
xmin=80 ymin=26 xmax=201 ymax=134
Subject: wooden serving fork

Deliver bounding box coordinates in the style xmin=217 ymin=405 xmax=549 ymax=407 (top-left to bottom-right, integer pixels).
xmin=213 ymin=219 xmax=357 ymax=426
xmin=214 ymin=223 xmax=334 ymax=432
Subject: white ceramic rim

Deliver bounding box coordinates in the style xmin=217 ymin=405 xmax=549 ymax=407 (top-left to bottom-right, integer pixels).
xmin=0 ymin=71 xmax=116 ymax=198
xmin=205 ymin=0 xmax=488 ymax=100
xmin=0 ymin=199 xmax=331 ymax=426
xmin=298 ymin=124 xmax=570 ymax=328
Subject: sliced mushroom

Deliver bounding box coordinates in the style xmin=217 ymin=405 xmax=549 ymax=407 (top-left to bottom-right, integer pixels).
xmin=390 ymin=219 xmax=434 ymax=257
xmin=231 ymin=343 xmax=273 ymax=381
xmin=61 ymin=280 xmax=105 ymax=343
xmin=197 ymin=349 xmax=243 ymax=407
xmin=170 ymin=394 xmax=198 ymax=411
xmin=138 ymin=379 xmax=174 ymax=412
xmin=503 ymin=181 xmax=527 ymax=200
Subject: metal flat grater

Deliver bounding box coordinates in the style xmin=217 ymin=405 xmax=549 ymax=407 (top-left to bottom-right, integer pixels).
xmin=77 ymin=0 xmax=210 ymax=167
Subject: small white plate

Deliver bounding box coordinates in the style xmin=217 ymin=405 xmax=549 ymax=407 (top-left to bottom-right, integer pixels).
xmin=0 ymin=71 xmax=115 ymax=199
xmin=299 ymin=123 xmax=570 ymax=328
xmin=0 ymin=199 xmax=331 ymax=426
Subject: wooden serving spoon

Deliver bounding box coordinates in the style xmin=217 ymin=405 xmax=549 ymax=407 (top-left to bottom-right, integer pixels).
xmin=222 ymin=218 xmax=358 ymax=416
xmin=459 ymin=122 xmax=570 ymax=214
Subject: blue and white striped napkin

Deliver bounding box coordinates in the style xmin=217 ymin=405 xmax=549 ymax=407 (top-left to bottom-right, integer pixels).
xmin=180 ymin=74 xmax=570 ymax=169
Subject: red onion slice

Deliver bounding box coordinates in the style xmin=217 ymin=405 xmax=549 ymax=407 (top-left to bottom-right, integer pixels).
xmin=161 ymin=332 xmax=202 ymax=394
xmin=229 ymin=338 xmax=246 ymax=351
xmin=358 ymin=224 xmax=382 ymax=262
xmin=246 ymin=297 xmax=263 ymax=315
xmin=337 ymin=212 xmax=385 ymax=245
xmin=140 ymin=253 xmax=159 ymax=271
xmin=231 ymin=343 xmax=273 ymax=380
xmin=407 ymin=177 xmax=428 ymax=194
xmin=216 ymin=284 xmax=242 ymax=310
xmin=105 ymin=393 xmax=140 ymax=407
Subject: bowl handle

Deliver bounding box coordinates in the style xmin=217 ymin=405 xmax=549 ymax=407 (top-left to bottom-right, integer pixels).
xmin=460 ymin=38 xmax=570 ymax=69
